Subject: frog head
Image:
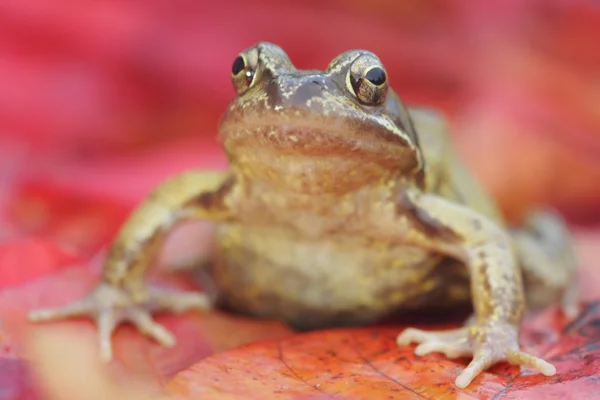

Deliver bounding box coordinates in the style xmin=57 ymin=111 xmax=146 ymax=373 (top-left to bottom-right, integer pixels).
xmin=219 ymin=42 xmax=424 ymax=193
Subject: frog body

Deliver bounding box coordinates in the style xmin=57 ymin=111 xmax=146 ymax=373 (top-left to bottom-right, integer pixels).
xmin=30 ymin=42 xmax=578 ymax=389
xmin=211 ymin=108 xmax=477 ymax=328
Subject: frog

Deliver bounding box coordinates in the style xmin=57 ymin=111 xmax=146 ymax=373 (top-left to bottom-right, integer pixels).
xmin=29 ymin=42 xmax=579 ymax=389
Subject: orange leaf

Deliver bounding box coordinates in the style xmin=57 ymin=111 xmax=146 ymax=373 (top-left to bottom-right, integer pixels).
xmin=0 ymin=266 xmax=293 ymax=399
xmin=165 ymin=305 xmax=600 ymax=399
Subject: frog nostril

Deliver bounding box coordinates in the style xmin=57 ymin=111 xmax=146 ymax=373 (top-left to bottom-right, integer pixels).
xmin=312 ymin=80 xmax=322 ymax=86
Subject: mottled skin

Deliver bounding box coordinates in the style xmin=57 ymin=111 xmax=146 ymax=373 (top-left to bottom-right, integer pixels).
xmin=30 ymin=43 xmax=579 ymax=388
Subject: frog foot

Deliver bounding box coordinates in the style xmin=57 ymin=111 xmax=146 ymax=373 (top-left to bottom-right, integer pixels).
xmin=560 ymin=279 xmax=580 ymax=320
xmin=28 ymin=282 xmax=210 ymax=362
xmin=396 ymin=323 xmax=556 ymax=388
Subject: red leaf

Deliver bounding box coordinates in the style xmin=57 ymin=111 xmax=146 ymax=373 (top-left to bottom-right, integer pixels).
xmin=165 ymin=305 xmax=600 ymax=399
xmin=1 ymin=227 xmax=594 ymax=399
xmin=0 ymin=358 xmax=36 ymax=400
xmin=0 ymin=238 xmax=80 ymax=288
xmin=1 ymin=1 xmax=600 ymax=399
xmin=0 ymin=266 xmax=294 ymax=399
xmin=157 ymin=228 xmax=600 ymax=398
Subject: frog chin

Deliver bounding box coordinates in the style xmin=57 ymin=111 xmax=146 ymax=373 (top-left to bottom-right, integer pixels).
xmin=221 ymin=141 xmax=400 ymax=195
xmin=242 ymin=156 xmax=395 ymax=194
xmin=218 ymin=121 xmax=422 ymax=193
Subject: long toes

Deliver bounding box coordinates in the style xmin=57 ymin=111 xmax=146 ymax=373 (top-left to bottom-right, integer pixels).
xmin=396 ymin=328 xmax=428 ymax=346
xmin=129 ymin=312 xmax=176 ymax=348
xmin=28 ymin=299 xmax=94 ymax=322
xmin=173 ymin=292 xmax=211 ymax=311
xmin=455 ymin=356 xmax=492 ymax=389
xmin=560 ymin=281 xmax=580 ymax=320
xmin=149 ymin=290 xmax=211 ymax=313
xmin=563 ymin=307 xmax=578 ymax=320
xmin=398 ymin=327 xmax=471 ymax=346
xmin=415 ymin=341 xmax=471 ymax=359
xmin=415 ymin=342 xmax=443 ymax=356
xmin=97 ymin=312 xmax=119 ymax=363
xmin=561 ymin=302 xmax=579 ymax=321
xmin=507 ymin=350 xmax=556 ymax=376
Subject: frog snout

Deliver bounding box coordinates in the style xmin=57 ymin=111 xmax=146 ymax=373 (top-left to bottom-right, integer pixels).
xmin=265 ymin=75 xmax=337 ymax=112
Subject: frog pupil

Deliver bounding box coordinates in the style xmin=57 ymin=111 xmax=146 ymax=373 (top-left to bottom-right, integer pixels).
xmin=365 ymin=67 xmax=386 ymax=86
xmin=232 ymin=56 xmax=245 ymax=75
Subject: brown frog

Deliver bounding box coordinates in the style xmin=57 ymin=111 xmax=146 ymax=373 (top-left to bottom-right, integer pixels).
xmin=29 ymin=42 xmax=579 ymax=388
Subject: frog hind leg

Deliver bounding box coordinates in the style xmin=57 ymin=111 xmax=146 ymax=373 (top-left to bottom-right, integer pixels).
xmin=510 ymin=209 xmax=579 ymax=319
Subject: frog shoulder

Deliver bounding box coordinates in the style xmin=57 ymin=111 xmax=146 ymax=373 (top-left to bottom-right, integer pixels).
xmin=408 ymin=107 xmax=452 ymax=189
xmin=408 ymin=107 xmax=504 ymax=222
xmin=408 ymin=107 xmax=451 ymax=162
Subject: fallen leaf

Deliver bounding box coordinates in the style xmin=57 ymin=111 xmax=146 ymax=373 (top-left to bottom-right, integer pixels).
xmin=1 ymin=1 xmax=600 ymax=400
xmin=166 ymin=304 xmax=600 ymax=400
xmin=0 ymin=265 xmax=293 ymax=399
xmin=159 ymin=227 xmax=600 ymax=399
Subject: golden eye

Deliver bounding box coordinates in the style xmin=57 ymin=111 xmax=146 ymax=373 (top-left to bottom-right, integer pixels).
xmin=231 ymin=53 xmax=256 ymax=95
xmin=346 ymin=55 xmax=389 ymax=106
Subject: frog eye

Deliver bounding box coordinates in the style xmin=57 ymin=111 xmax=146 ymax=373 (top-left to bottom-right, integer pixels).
xmin=346 ymin=55 xmax=389 ymax=106
xmin=231 ymin=53 xmax=257 ymax=95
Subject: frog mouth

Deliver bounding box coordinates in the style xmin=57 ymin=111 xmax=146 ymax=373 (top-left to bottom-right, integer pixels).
xmin=219 ymin=124 xmax=423 ymax=185
xmin=219 ymin=123 xmax=373 ymax=156
xmin=218 ymin=115 xmax=414 ymax=156
xmin=218 ymin=114 xmax=425 ymax=190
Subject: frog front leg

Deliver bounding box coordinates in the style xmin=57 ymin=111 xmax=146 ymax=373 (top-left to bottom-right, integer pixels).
xmin=29 ymin=170 xmax=235 ymax=361
xmin=394 ymin=188 xmax=556 ymax=388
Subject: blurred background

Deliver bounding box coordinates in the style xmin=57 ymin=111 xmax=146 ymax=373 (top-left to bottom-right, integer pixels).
xmin=1 ymin=0 xmax=599 ymax=262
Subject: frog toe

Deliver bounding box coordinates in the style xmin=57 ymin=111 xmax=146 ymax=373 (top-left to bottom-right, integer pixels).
xmin=560 ymin=279 xmax=580 ymax=320
xmin=29 ymin=282 xmax=211 ymax=362
xmin=96 ymin=311 xmax=119 ymax=362
xmin=127 ymin=311 xmax=176 ymax=347
xmin=145 ymin=286 xmax=211 ymax=313
xmin=397 ymin=327 xmax=472 ymax=359
xmin=29 ymin=297 xmax=96 ymax=322
xmin=455 ymin=356 xmax=492 ymax=388
xmin=416 ymin=340 xmax=471 ymax=359
xmin=396 ymin=327 xmax=428 ymax=346
xmin=506 ymin=349 xmax=556 ymax=376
